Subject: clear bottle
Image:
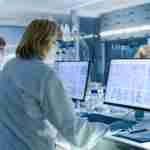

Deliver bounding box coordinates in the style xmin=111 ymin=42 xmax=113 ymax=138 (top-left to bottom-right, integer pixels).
xmin=90 ymin=89 xmax=99 ymax=112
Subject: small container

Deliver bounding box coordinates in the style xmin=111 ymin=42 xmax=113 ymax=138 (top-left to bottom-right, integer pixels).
xmin=135 ymin=110 xmax=144 ymax=121
xmin=90 ymin=89 xmax=98 ymax=110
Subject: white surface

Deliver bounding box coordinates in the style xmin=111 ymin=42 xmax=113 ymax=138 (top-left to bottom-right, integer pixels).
xmin=104 ymin=130 xmax=150 ymax=150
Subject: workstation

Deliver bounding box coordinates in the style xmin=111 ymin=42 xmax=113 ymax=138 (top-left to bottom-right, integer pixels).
xmin=0 ymin=0 xmax=150 ymax=150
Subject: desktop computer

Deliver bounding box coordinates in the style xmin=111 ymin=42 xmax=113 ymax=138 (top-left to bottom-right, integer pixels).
xmin=104 ymin=59 xmax=150 ymax=142
xmin=83 ymin=59 xmax=150 ymax=124
xmin=105 ymin=59 xmax=150 ymax=111
xmin=53 ymin=61 xmax=90 ymax=101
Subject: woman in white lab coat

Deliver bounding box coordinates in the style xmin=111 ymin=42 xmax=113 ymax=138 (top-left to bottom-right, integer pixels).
xmin=0 ymin=19 xmax=108 ymax=150
xmin=0 ymin=37 xmax=6 ymax=67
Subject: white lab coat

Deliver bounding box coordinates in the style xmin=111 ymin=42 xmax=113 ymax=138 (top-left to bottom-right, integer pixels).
xmin=0 ymin=57 xmax=106 ymax=150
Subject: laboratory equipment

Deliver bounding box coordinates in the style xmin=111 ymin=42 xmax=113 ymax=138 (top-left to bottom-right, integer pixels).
xmin=53 ymin=61 xmax=90 ymax=101
xmin=105 ymin=59 xmax=150 ymax=111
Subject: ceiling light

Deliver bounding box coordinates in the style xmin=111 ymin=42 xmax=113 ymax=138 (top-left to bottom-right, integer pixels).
xmin=69 ymin=0 xmax=103 ymax=10
xmin=100 ymin=25 xmax=150 ymax=37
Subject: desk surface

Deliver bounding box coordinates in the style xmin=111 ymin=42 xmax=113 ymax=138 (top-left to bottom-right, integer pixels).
xmin=102 ymin=112 xmax=150 ymax=150
xmin=104 ymin=131 xmax=150 ymax=150
xmin=56 ymin=110 xmax=150 ymax=150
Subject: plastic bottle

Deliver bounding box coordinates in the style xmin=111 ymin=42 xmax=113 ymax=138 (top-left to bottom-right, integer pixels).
xmin=90 ymin=89 xmax=99 ymax=112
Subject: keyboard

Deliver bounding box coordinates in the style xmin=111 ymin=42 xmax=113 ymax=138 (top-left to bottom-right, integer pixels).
xmin=80 ymin=113 xmax=136 ymax=127
xmin=114 ymin=130 xmax=150 ymax=143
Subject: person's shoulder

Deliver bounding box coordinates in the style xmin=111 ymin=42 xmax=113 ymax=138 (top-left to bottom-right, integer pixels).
xmin=43 ymin=64 xmax=60 ymax=82
xmin=3 ymin=57 xmax=51 ymax=72
xmin=32 ymin=60 xmax=57 ymax=79
xmin=36 ymin=61 xmax=55 ymax=74
xmin=45 ymin=66 xmax=57 ymax=79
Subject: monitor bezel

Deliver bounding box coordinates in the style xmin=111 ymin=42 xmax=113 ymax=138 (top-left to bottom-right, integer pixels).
xmin=104 ymin=58 xmax=150 ymax=111
xmin=55 ymin=60 xmax=90 ymax=101
xmin=104 ymin=101 xmax=150 ymax=111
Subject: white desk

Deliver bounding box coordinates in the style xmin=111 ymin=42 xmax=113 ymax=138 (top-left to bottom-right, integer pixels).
xmin=104 ymin=130 xmax=150 ymax=150
xmin=79 ymin=110 xmax=150 ymax=150
xmin=103 ymin=112 xmax=150 ymax=150
xmin=56 ymin=110 xmax=150 ymax=150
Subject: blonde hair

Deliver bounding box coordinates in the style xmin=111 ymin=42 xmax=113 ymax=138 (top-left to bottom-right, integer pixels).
xmin=135 ymin=45 xmax=150 ymax=59
xmin=16 ymin=19 xmax=58 ymax=59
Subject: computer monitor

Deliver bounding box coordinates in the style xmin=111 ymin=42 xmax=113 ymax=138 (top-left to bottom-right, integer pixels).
xmin=53 ymin=61 xmax=90 ymax=101
xmin=104 ymin=59 xmax=150 ymax=111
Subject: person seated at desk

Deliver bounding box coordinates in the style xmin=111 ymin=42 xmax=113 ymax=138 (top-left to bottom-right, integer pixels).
xmin=0 ymin=37 xmax=6 ymax=66
xmin=135 ymin=45 xmax=150 ymax=59
xmin=0 ymin=19 xmax=108 ymax=150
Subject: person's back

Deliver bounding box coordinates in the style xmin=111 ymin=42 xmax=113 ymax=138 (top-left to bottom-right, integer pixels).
xmin=0 ymin=19 xmax=109 ymax=150
xmin=0 ymin=57 xmax=56 ymax=150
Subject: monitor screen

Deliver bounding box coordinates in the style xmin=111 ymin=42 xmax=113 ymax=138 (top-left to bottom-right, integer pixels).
xmin=105 ymin=59 xmax=150 ymax=111
xmin=53 ymin=61 xmax=89 ymax=101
